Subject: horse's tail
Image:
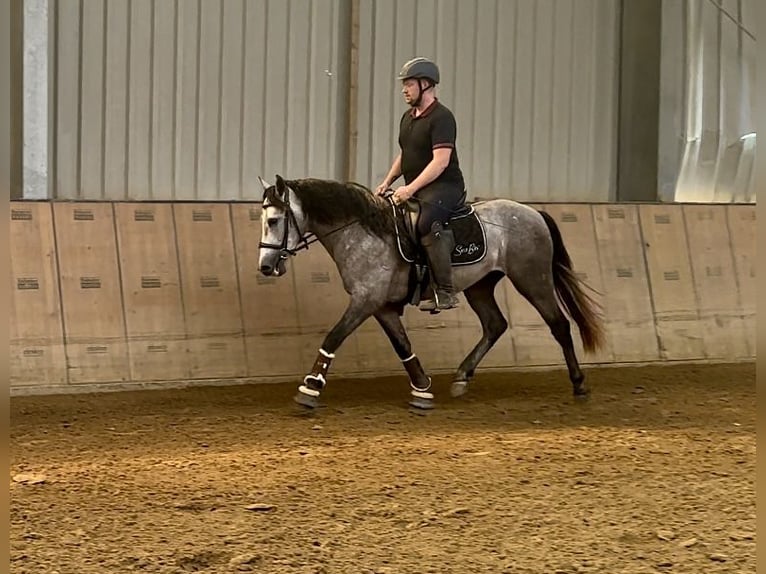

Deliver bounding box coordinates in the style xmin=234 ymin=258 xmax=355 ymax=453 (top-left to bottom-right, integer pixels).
xmin=538 ymin=210 xmax=606 ymax=354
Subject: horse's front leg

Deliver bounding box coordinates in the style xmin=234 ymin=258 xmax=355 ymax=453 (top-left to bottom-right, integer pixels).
xmin=295 ymin=297 xmax=377 ymax=408
xmin=374 ymin=304 xmax=435 ymax=410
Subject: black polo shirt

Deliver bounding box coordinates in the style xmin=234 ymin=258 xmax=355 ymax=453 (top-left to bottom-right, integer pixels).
xmin=398 ymin=99 xmax=464 ymax=189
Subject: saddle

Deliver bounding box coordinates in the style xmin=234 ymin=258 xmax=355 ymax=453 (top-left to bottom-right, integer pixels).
xmin=387 ymin=193 xmax=488 ymax=307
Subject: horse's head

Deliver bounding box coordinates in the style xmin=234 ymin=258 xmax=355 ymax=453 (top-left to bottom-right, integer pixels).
xmin=257 ymin=174 xmax=308 ymax=277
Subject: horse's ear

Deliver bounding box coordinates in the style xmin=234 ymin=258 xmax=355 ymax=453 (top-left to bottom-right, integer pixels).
xmin=275 ymin=174 xmax=287 ymax=195
xmin=257 ymin=176 xmax=272 ymax=190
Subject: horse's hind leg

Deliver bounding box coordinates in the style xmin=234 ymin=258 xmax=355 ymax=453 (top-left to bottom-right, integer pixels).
xmin=512 ymin=277 xmax=587 ymax=398
xmin=374 ymin=304 xmax=435 ymax=410
xmin=451 ymin=271 xmax=508 ymax=397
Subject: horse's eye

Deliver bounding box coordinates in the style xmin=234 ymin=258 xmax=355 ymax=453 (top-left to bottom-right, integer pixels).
xmin=266 ymin=217 xmax=279 ymax=227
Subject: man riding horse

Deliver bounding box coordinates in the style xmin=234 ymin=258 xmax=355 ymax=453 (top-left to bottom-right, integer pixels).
xmin=375 ymin=57 xmax=465 ymax=312
xmin=257 ymin=58 xmax=605 ymax=410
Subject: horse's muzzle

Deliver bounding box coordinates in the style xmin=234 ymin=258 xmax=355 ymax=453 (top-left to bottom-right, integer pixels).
xmin=259 ymin=258 xmax=287 ymax=277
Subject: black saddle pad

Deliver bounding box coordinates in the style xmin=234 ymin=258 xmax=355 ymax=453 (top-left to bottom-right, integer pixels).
xmin=449 ymin=206 xmax=487 ymax=266
xmin=392 ymin=203 xmax=487 ymax=266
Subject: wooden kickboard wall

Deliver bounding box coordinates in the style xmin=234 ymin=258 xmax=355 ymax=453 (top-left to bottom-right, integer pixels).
xmin=10 ymin=203 xmax=67 ymax=386
xmin=114 ymin=203 xmax=190 ymax=382
xmin=638 ymin=204 xmax=706 ymax=360
xmin=9 ymin=201 xmax=756 ymax=392
xmin=682 ymin=205 xmax=749 ymax=359
xmin=53 ymin=203 xmax=131 ymax=384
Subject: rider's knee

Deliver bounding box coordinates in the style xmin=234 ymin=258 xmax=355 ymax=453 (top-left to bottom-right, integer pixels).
xmin=417 ymin=215 xmax=442 ymax=238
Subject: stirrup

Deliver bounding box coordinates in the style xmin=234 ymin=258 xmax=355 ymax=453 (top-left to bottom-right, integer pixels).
xmin=419 ymin=290 xmax=459 ymax=313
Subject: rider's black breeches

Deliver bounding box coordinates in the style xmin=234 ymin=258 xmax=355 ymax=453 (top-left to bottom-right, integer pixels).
xmin=415 ymin=182 xmax=465 ymax=237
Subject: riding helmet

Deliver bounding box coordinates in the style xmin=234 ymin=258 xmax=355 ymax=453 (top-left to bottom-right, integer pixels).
xmin=397 ymin=57 xmax=440 ymax=84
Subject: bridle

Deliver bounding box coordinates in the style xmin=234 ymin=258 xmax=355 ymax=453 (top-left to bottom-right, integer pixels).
xmin=258 ymin=187 xmax=317 ymax=261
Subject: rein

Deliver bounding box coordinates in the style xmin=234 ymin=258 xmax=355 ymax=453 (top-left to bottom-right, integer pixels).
xmin=259 ymin=185 xmax=515 ymax=262
xmin=259 ymin=187 xmax=394 ymax=260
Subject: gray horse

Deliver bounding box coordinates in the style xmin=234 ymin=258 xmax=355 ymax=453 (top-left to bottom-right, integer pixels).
xmin=257 ymin=175 xmax=605 ymax=410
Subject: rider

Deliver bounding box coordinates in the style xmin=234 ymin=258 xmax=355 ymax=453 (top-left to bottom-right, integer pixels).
xmin=375 ymin=57 xmax=465 ymax=312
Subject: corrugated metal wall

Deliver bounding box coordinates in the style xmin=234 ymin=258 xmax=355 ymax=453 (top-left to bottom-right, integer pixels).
xmin=50 ymin=0 xmax=619 ymax=202
xmin=352 ymin=0 xmax=620 ymax=202
xmin=52 ymin=0 xmax=348 ymax=200
xmin=661 ymin=0 xmax=756 ymax=203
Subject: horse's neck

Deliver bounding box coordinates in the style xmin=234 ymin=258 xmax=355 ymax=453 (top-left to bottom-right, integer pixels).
xmin=309 ymin=221 xmax=342 ymax=256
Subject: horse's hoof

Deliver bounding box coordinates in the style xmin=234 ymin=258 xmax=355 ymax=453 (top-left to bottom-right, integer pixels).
xmin=451 ymin=381 xmax=468 ymax=398
xmin=408 ymin=396 xmax=435 ymax=410
xmin=408 ymin=401 xmax=434 ymax=413
xmin=294 ymin=392 xmax=320 ymax=409
xmin=573 ymin=388 xmax=590 ymax=403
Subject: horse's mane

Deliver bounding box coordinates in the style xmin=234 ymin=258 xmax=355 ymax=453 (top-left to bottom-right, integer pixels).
xmin=281 ymin=178 xmax=396 ymax=239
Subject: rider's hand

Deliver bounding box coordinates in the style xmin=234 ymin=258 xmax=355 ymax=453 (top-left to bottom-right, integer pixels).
xmin=374 ymin=182 xmax=390 ymax=196
xmin=393 ymin=185 xmax=414 ymax=205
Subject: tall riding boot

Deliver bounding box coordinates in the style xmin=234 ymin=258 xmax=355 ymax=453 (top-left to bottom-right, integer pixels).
xmin=419 ymin=222 xmax=460 ymax=312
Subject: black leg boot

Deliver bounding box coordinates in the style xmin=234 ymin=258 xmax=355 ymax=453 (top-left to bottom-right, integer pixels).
xmin=418 ymin=222 xmax=460 ymax=313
